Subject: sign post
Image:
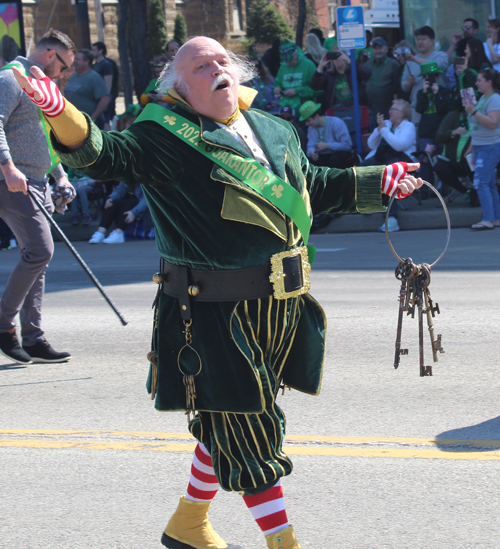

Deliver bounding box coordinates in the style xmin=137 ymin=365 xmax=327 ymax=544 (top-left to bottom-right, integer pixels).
xmin=336 ymin=4 xmax=366 ymax=156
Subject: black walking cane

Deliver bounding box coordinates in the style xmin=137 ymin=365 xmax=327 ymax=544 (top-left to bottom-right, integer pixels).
xmin=28 ymin=189 xmax=128 ymax=326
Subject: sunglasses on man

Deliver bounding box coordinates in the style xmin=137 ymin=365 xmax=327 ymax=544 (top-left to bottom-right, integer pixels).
xmin=462 ymin=25 xmax=473 ymax=31
xmin=48 ymin=49 xmax=70 ymax=72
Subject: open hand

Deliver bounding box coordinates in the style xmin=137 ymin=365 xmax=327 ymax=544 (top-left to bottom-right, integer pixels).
xmin=11 ymin=65 xmax=65 ymax=117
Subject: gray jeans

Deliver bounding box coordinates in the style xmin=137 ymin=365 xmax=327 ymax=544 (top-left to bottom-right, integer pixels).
xmin=0 ymin=178 xmax=54 ymax=345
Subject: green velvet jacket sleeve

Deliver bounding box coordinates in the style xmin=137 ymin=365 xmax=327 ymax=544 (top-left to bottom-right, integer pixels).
xmin=53 ymin=114 xmax=182 ymax=190
xmin=286 ymin=122 xmax=387 ymax=215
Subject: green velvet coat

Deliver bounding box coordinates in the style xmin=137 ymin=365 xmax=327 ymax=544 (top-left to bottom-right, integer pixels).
xmin=55 ymin=99 xmax=386 ymax=414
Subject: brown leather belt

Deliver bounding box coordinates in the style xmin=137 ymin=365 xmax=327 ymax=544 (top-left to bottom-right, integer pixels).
xmin=161 ymin=260 xmax=274 ymax=303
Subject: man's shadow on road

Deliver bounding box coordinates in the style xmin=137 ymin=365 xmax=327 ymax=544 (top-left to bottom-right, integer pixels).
xmin=435 ymin=416 xmax=500 ymax=452
xmin=0 ymin=363 xmax=27 ymax=371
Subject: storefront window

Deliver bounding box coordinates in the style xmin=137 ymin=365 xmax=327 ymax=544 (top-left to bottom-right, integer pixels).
xmin=402 ymin=0 xmax=496 ymax=51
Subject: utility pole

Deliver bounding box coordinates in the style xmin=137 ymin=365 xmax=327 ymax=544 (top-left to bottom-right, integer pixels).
xmin=95 ymin=0 xmax=105 ymax=42
xmin=75 ymin=0 xmax=91 ymax=49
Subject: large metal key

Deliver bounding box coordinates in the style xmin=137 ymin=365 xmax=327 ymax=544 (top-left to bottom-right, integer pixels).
xmin=421 ymin=264 xmax=444 ymax=363
xmin=394 ymin=259 xmax=414 ymax=369
xmin=415 ymin=270 xmax=433 ymax=377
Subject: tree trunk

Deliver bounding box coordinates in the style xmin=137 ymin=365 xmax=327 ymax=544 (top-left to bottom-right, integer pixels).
xmin=295 ymin=0 xmax=306 ymax=49
xmin=118 ymin=0 xmax=133 ymax=106
xmin=127 ymin=0 xmax=150 ymax=102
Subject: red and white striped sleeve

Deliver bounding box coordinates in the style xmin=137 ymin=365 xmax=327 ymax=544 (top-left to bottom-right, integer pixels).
xmin=382 ymin=162 xmax=412 ymax=199
xmin=24 ymin=75 xmax=65 ymax=117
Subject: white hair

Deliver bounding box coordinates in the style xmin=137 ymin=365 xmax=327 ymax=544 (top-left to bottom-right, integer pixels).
xmin=305 ymin=33 xmax=327 ymax=65
xmin=156 ymin=38 xmax=258 ymax=98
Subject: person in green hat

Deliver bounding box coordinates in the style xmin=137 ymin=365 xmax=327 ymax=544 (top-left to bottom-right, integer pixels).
xmin=415 ymin=61 xmax=452 ymax=183
xmin=273 ymin=41 xmax=317 ymax=110
xmin=299 ymin=100 xmax=352 ymax=167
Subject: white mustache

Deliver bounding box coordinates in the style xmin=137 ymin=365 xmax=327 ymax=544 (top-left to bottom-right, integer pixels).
xmin=211 ymin=74 xmax=234 ymax=91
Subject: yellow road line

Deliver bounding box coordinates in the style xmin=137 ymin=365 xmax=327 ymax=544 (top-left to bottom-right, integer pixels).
xmin=0 ymin=439 xmax=499 ymax=460
xmin=2 ymin=429 xmax=500 ymax=447
xmin=0 ymin=430 xmax=499 ymax=460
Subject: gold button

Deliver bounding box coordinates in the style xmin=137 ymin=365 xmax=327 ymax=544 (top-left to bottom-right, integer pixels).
xmin=152 ymin=273 xmax=164 ymax=284
xmin=188 ymin=285 xmax=200 ymax=297
xmin=182 ymin=305 xmax=187 ymax=311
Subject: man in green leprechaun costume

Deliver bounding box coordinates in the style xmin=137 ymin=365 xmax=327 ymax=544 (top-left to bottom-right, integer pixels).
xmin=12 ymin=36 xmax=423 ymax=549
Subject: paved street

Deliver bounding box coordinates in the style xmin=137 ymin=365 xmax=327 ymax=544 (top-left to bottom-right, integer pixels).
xmin=1 ymin=228 xmax=499 ymax=549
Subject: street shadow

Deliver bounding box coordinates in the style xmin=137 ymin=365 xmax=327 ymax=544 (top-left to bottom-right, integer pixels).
xmin=434 ymin=416 xmax=500 ymax=452
xmin=0 ymin=376 xmax=93 ymax=388
xmin=0 ymin=363 xmax=27 ymax=371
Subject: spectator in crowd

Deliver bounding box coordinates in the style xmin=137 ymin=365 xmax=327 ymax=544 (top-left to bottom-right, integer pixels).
xmin=69 ymin=168 xmax=97 ymax=226
xmin=276 ymin=105 xmax=307 ymax=153
xmin=242 ymin=55 xmax=277 ymax=112
xmin=165 ymin=40 xmax=180 ymax=62
xmin=92 ymin=42 xmax=119 ymax=120
xmin=362 ymin=99 xmax=417 ymax=232
xmin=446 ymin=18 xmax=480 ymax=60
xmin=484 ymin=18 xmax=500 ymax=71
xmin=365 ymin=36 xmax=401 ymax=120
xmin=88 ymin=182 xmax=149 ymax=244
xmin=433 ymin=98 xmax=479 ymax=206
xmin=309 ymin=27 xmax=325 ymax=46
xmin=415 ymin=62 xmax=452 ymax=181
xmin=312 ymin=48 xmax=371 ymax=111
xmin=140 ymin=55 xmax=171 ymax=107
xmin=394 ymin=39 xmax=415 ymax=102
xmin=401 ymin=26 xmax=449 ymax=124
xmin=91 ymin=41 xmax=114 ymax=127
xmin=464 ymin=68 xmax=500 ymax=230
xmin=323 ymin=24 xmax=338 ymax=51
xmin=445 ymin=37 xmax=471 ymax=89
xmin=91 ymin=41 xmax=112 ymax=93
xmin=450 ymin=53 xmax=478 ymax=106
xmin=273 ymin=42 xmax=316 ymax=110
xmin=465 ymin=38 xmax=492 ymax=73
xmin=299 ymin=100 xmax=352 ymax=168
xmin=64 ymin=49 xmax=110 ymax=130
xmin=449 ymin=38 xmax=492 ymax=100
xmin=445 ymin=36 xmax=473 ymax=90
xmin=261 ymin=38 xmax=281 ymax=78
xmin=356 ymin=29 xmax=374 ymax=62
xmin=304 ymin=33 xmax=327 ymax=67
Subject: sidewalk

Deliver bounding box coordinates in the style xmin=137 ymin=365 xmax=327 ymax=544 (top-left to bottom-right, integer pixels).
xmin=315 ymin=190 xmax=481 ymax=234
xmin=53 ymin=189 xmax=480 ymax=243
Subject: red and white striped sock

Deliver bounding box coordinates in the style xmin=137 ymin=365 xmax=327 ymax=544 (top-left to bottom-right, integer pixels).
xmin=185 ymin=442 xmax=220 ymax=502
xmin=242 ymin=480 xmax=289 ymax=536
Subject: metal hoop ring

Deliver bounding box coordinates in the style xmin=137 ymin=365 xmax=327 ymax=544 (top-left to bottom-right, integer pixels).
xmin=385 ymin=180 xmax=451 ymax=268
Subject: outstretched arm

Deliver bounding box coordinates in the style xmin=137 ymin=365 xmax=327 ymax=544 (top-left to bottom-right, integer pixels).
xmin=11 ymin=65 xmax=89 ymax=151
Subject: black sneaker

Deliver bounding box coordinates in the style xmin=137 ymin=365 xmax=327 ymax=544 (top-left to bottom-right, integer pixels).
xmin=0 ymin=331 xmax=32 ymax=364
xmin=23 ymin=339 xmax=71 ymax=363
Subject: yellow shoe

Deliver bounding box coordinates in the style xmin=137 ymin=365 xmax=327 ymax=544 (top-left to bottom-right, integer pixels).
xmin=161 ymin=496 xmax=244 ymax=549
xmin=265 ymin=525 xmax=302 ymax=549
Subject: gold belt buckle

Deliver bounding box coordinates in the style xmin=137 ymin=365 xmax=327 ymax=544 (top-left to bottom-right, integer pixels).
xmin=269 ymin=246 xmax=311 ymax=300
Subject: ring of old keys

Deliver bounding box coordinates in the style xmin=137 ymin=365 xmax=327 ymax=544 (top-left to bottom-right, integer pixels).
xmin=385 ymin=180 xmax=451 ymax=377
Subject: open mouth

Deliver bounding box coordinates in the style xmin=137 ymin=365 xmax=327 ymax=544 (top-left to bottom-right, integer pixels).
xmin=216 ymin=82 xmax=229 ymax=90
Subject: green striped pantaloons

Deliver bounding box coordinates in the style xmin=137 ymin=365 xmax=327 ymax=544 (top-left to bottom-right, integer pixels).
xmin=189 ymin=295 xmax=305 ymax=496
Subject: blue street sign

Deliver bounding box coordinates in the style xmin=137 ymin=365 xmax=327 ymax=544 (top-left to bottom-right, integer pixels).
xmin=336 ymin=6 xmax=366 ymax=50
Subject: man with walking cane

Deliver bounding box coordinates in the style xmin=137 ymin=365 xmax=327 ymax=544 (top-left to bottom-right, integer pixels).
xmin=0 ymin=29 xmax=76 ymax=365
